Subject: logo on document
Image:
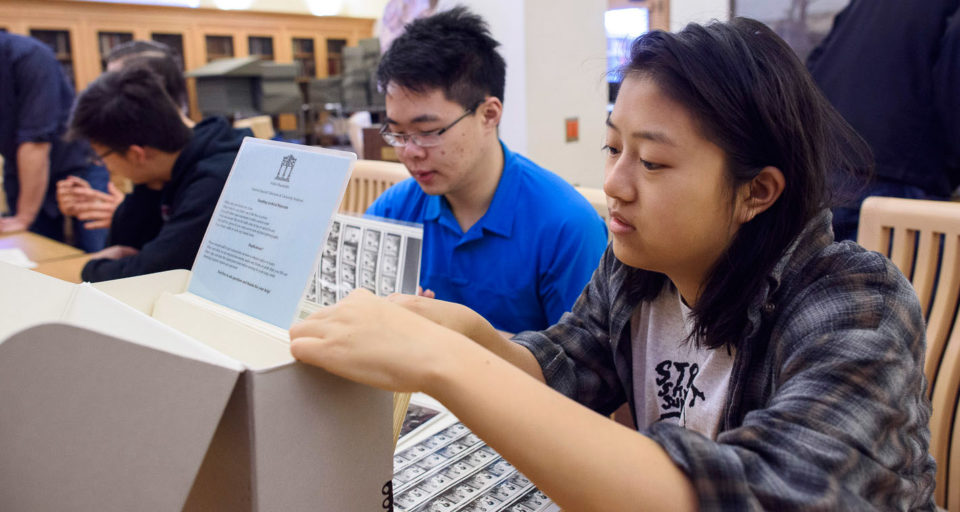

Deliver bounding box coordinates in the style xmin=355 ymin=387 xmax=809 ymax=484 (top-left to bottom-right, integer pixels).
xmin=275 ymin=154 xmax=297 ymax=182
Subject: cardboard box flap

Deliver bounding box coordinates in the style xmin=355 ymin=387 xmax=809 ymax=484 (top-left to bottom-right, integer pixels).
xmin=246 ymin=364 xmax=395 ymax=510
xmin=0 ymin=262 xmax=77 ymax=340
xmin=66 ymin=284 xmax=246 ymax=371
xmin=0 ymin=324 xmax=242 ymax=511
xmin=92 ymin=268 xmax=191 ymax=316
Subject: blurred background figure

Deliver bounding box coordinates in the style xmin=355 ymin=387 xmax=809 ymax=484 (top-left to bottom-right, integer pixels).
xmin=807 ymin=0 xmax=960 ymax=241
xmin=0 ymin=31 xmax=110 ymax=251
xmin=55 ymin=40 xmax=189 ymax=248
xmin=378 ymin=0 xmax=438 ymax=53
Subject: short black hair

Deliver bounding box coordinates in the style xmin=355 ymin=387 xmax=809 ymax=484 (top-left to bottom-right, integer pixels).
xmin=377 ymin=6 xmax=506 ymax=108
xmin=117 ymin=54 xmax=188 ymax=113
xmin=68 ymin=66 xmax=192 ymax=154
xmin=105 ymin=40 xmax=187 ymax=113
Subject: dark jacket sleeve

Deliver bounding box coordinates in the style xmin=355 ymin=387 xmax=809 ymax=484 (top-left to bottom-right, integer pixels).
xmin=106 ymin=186 xmax=164 ymax=249
xmin=82 ymin=174 xmax=222 ymax=282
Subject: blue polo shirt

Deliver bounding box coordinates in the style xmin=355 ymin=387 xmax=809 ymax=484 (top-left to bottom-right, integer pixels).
xmin=367 ymin=142 xmax=608 ymax=333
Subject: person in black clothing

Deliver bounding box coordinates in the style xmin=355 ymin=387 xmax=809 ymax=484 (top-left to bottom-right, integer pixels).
xmin=67 ymin=66 xmax=245 ymax=282
xmin=807 ymin=0 xmax=960 ymax=241
xmin=56 ymin=41 xmax=188 ymax=243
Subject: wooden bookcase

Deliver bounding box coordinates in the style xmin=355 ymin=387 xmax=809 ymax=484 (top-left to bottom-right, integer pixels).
xmin=28 ymin=28 xmax=75 ymax=87
xmin=0 ymin=0 xmax=375 ymax=123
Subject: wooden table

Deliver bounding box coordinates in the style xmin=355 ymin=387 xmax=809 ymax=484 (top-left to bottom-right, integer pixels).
xmin=0 ymin=231 xmax=89 ymax=283
xmin=0 ymin=231 xmax=83 ymax=262
xmin=32 ymin=254 xmax=91 ymax=283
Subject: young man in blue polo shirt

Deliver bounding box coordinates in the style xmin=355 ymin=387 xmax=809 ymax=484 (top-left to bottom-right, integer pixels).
xmin=367 ymin=7 xmax=608 ymax=333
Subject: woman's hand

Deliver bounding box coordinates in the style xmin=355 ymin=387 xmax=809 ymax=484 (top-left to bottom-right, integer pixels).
xmin=387 ymin=292 xmax=491 ymax=340
xmin=290 ymin=289 xmax=472 ymax=393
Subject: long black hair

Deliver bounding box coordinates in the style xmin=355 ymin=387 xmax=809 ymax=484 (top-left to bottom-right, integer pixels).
xmin=620 ymin=18 xmax=872 ymax=350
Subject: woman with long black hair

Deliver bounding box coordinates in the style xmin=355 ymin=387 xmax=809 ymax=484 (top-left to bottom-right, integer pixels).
xmin=291 ymin=18 xmax=934 ymax=510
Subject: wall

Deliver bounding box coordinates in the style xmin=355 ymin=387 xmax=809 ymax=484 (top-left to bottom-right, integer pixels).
xmin=670 ymin=0 xmax=729 ymax=31
xmin=340 ymin=0 xmax=389 ymax=18
xmin=524 ymin=0 xmax=608 ymax=188
xmin=438 ymin=0 xmax=528 ymax=163
xmin=431 ymin=0 xmax=735 ymax=188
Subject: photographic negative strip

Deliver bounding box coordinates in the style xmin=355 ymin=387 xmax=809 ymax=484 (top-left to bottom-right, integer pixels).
xmin=360 ymin=228 xmax=381 ymax=293
xmin=305 ymin=213 xmax=423 ymax=307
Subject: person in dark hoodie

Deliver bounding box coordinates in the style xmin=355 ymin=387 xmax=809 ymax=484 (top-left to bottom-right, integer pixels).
xmin=67 ymin=65 xmax=245 ymax=282
xmin=56 ymin=41 xmax=192 ymax=246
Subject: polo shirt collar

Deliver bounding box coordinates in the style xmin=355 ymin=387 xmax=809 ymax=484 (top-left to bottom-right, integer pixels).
xmin=477 ymin=140 xmax=519 ymax=238
xmin=424 ymin=191 xmax=443 ymax=222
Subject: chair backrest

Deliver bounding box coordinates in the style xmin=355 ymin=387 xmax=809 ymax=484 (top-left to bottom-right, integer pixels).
xmin=858 ymin=196 xmax=960 ymax=507
xmin=950 ymin=374 xmax=960 ymax=511
xmin=340 ymin=159 xmax=409 ymax=215
xmin=574 ymin=186 xmax=609 ymax=221
xmin=232 ymin=115 xmax=275 ymax=140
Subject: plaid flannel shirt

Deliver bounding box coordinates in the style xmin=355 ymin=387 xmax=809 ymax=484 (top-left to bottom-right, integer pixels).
xmin=513 ymin=211 xmax=936 ymax=510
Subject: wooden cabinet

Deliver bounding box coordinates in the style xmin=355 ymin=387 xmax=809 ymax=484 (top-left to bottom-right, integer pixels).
xmin=292 ymin=37 xmax=315 ymax=78
xmin=28 ymin=29 xmax=75 ymax=87
xmin=204 ymin=34 xmax=234 ymax=62
xmin=97 ymin=31 xmax=133 ymax=70
xmin=151 ymin=32 xmax=184 ymax=68
xmin=326 ymin=38 xmax=347 ymax=76
xmin=248 ymin=35 xmax=274 ymax=61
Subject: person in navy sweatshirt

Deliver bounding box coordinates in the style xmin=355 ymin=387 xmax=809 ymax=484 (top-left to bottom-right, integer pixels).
xmin=67 ymin=65 xmax=245 ymax=282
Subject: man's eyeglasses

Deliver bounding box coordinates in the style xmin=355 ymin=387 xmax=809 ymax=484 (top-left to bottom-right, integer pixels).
xmin=380 ymin=100 xmax=484 ymax=148
xmin=89 ymin=148 xmax=117 ymax=166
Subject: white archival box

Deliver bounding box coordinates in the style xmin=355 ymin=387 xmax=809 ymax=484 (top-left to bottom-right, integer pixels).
xmin=0 ymin=262 xmax=394 ymax=511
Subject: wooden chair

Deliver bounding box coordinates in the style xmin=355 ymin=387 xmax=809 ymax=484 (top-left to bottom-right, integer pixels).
xmin=858 ymin=196 xmax=960 ymax=507
xmin=950 ymin=379 xmax=960 ymax=512
xmin=340 ymin=159 xmax=409 ymax=215
xmin=574 ymin=185 xmax=609 ymax=221
xmin=233 ymin=115 xmax=275 ymax=140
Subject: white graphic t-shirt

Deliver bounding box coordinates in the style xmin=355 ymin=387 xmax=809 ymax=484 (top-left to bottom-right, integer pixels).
xmin=630 ymin=286 xmax=735 ymax=439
